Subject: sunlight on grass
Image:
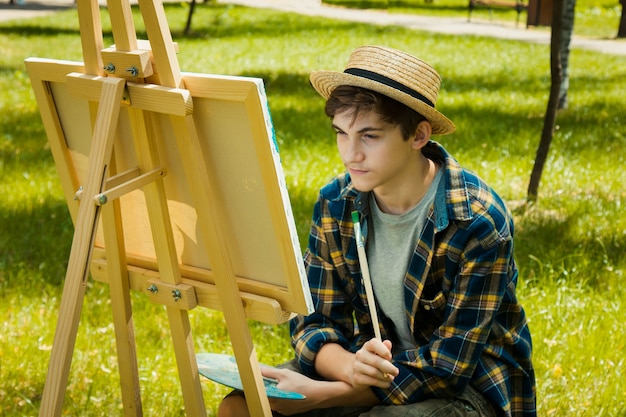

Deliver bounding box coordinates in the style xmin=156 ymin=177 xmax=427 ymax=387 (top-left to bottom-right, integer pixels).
xmin=1 ymin=3 xmax=625 ymax=416
xmin=522 ymin=283 xmax=626 ymax=415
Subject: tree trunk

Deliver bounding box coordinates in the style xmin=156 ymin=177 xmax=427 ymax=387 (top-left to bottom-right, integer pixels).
xmin=527 ymin=0 xmax=565 ymax=202
xmin=184 ymin=0 xmax=197 ymax=36
xmin=558 ymin=0 xmax=576 ymax=109
xmin=618 ymin=0 xmax=626 ymax=38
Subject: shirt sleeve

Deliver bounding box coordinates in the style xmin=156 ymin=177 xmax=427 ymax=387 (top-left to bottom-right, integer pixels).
xmin=290 ymin=195 xmax=360 ymax=376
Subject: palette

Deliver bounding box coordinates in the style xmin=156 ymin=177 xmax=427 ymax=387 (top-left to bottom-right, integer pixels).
xmin=197 ymin=353 xmax=306 ymax=400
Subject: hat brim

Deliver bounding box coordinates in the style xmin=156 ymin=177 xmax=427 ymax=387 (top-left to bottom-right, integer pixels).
xmin=310 ymin=71 xmax=456 ymax=135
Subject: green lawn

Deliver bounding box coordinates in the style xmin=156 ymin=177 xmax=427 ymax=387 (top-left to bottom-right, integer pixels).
xmin=1 ymin=3 xmax=625 ymax=416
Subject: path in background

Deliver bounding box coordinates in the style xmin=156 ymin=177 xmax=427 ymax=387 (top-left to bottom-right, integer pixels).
xmin=217 ymin=0 xmax=626 ymax=55
xmin=2 ymin=0 xmax=625 ymax=55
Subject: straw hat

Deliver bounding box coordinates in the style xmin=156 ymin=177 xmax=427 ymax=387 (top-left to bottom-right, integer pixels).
xmin=310 ymin=45 xmax=456 ymax=135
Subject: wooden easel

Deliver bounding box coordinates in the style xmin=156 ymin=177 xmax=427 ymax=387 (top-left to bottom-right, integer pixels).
xmin=26 ymin=1 xmax=312 ymax=416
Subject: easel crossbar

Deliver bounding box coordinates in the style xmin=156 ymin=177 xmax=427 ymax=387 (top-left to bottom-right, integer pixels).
xmin=90 ymin=257 xmax=292 ymax=324
xmin=67 ymin=72 xmax=193 ymax=116
xmin=93 ymin=166 xmax=167 ymax=206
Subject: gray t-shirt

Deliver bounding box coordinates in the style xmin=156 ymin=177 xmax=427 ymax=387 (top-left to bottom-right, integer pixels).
xmin=367 ymin=167 xmax=443 ymax=351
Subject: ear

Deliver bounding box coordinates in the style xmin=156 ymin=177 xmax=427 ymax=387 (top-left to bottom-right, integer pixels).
xmin=411 ymin=120 xmax=432 ymax=150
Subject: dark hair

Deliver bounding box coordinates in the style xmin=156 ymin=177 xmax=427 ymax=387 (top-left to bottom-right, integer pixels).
xmin=324 ymin=85 xmax=427 ymax=140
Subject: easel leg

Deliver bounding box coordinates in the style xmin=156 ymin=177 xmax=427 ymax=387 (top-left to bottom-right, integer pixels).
xmin=101 ymin=152 xmax=143 ymax=417
xmin=127 ymin=109 xmax=207 ymax=417
xmin=166 ymin=308 xmax=207 ymax=417
xmin=39 ymin=78 xmax=126 ymax=417
xmin=169 ymin=115 xmax=273 ymax=417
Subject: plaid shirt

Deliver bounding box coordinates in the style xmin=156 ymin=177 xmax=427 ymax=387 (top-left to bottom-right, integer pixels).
xmin=290 ymin=141 xmax=536 ymax=417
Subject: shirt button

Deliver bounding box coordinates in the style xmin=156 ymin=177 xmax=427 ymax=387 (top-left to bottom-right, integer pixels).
xmin=423 ymin=304 xmax=431 ymax=311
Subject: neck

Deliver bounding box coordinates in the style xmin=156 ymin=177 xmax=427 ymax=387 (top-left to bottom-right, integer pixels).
xmin=374 ymin=156 xmax=438 ymax=215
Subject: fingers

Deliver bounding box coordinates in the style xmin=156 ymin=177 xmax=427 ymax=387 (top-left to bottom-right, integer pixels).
xmin=382 ymin=340 xmax=393 ymax=356
xmin=352 ymin=339 xmax=398 ymax=388
xmin=365 ymin=339 xmax=393 ymax=361
xmin=260 ymin=366 xmax=282 ymax=380
xmin=354 ymin=349 xmax=397 ymax=377
xmin=352 ymin=359 xmax=395 ymax=387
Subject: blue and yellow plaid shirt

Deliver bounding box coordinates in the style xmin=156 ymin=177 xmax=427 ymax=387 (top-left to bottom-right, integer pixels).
xmin=291 ymin=141 xmax=536 ymax=417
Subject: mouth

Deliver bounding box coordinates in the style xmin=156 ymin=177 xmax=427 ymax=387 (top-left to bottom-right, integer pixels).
xmin=348 ymin=167 xmax=368 ymax=176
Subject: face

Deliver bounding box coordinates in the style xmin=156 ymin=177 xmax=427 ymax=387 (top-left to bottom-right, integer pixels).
xmin=333 ymin=109 xmax=419 ymax=195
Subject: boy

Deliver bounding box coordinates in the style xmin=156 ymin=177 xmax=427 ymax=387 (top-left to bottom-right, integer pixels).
xmin=219 ymin=45 xmax=536 ymax=417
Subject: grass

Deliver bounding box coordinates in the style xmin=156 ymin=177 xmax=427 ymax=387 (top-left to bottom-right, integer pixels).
xmin=1 ymin=2 xmax=625 ymax=416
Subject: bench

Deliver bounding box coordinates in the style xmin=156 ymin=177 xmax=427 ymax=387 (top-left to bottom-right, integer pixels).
xmin=468 ymin=0 xmax=528 ymax=26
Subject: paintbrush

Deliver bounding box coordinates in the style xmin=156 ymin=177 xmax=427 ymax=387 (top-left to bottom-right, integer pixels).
xmin=351 ymin=211 xmax=382 ymax=341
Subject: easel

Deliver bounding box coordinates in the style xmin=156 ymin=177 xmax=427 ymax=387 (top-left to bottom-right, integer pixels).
xmin=25 ymin=1 xmax=312 ymax=416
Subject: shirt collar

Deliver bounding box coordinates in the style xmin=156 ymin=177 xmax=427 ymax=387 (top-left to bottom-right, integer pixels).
xmin=424 ymin=141 xmax=474 ymax=224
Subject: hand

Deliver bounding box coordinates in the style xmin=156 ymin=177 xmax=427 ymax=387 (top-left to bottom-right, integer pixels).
xmin=260 ymin=367 xmax=334 ymax=415
xmin=262 ymin=366 xmax=313 ymax=401
xmin=351 ymin=339 xmax=398 ymax=388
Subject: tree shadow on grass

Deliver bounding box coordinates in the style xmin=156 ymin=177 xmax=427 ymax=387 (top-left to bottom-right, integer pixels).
xmin=0 ymin=22 xmax=79 ymax=37
xmin=0 ymin=198 xmax=73 ymax=289
xmin=0 ymin=109 xmax=53 ymax=164
xmin=513 ymin=204 xmax=624 ymax=290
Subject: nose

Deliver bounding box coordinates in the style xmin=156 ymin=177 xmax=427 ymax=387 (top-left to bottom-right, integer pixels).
xmin=341 ymin=136 xmax=364 ymax=163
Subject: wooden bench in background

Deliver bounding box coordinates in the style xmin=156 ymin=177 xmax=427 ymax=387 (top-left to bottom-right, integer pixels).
xmin=468 ymin=0 xmax=528 ymax=26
